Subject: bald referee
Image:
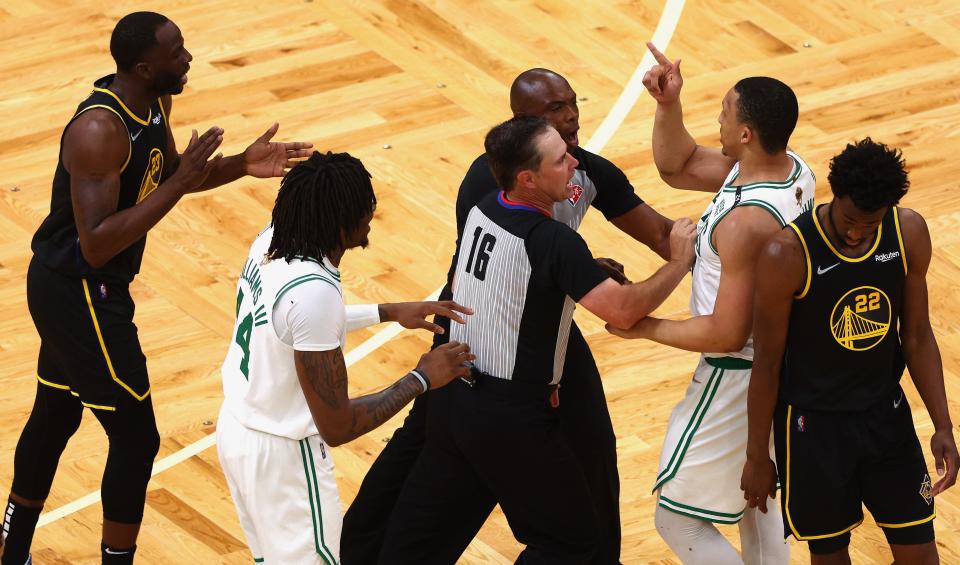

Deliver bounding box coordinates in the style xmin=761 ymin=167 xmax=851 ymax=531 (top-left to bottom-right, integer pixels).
xmin=376 ymin=116 xmax=695 ymax=564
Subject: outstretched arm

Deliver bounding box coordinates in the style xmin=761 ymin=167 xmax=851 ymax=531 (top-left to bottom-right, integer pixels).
xmin=898 ymin=208 xmax=958 ymax=495
xmin=160 ymin=97 xmax=312 ymax=192
xmin=67 ymin=108 xmax=223 ymax=268
xmin=740 ymin=228 xmax=805 ymax=512
xmin=196 ymin=123 xmax=313 ymax=191
xmin=580 ymin=217 xmax=697 ymax=328
xmin=607 ymin=206 xmax=781 ymax=351
xmin=643 ymin=42 xmax=736 ymax=192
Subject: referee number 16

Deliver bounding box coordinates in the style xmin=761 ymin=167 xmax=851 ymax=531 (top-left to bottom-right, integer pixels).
xmin=465 ymin=226 xmax=497 ymax=281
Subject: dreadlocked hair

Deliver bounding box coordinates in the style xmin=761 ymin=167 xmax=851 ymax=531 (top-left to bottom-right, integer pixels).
xmin=268 ymin=151 xmax=376 ymax=263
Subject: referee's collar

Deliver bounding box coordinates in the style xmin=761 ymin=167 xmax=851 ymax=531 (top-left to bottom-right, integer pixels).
xmin=497 ymin=191 xmax=548 ymax=216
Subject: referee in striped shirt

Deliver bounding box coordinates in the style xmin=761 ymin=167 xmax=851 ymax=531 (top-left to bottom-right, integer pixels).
xmin=377 ymin=116 xmax=696 ymax=564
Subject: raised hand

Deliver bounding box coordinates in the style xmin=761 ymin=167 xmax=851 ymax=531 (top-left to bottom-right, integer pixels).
xmin=243 ymin=123 xmax=314 ymax=178
xmin=416 ymin=341 xmax=475 ymax=390
xmin=381 ymin=301 xmax=474 ymax=334
xmin=170 ymin=126 xmax=223 ymax=192
xmin=642 ymin=42 xmax=683 ymax=104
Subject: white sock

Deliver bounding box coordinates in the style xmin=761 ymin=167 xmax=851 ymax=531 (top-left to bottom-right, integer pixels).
xmin=655 ymin=504 xmax=743 ymax=565
xmin=738 ymin=505 xmax=789 ymax=565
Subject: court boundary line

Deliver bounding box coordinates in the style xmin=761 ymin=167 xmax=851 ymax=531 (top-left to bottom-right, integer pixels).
xmin=37 ymin=0 xmax=686 ymax=528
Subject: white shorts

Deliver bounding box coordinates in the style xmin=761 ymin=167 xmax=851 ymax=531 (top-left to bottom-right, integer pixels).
xmin=654 ymin=356 xmax=762 ymax=524
xmin=216 ymin=405 xmax=342 ymax=564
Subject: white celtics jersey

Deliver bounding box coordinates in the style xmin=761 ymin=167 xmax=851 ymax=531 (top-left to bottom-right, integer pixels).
xmin=692 ymin=151 xmax=816 ymax=360
xmin=221 ymin=226 xmax=345 ymax=440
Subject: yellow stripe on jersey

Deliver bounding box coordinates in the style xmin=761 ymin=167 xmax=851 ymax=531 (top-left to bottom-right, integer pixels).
xmin=92 ymin=87 xmax=151 ymax=126
xmin=158 ymin=97 xmax=168 ymax=125
xmin=73 ymin=105 xmax=132 ymax=173
xmin=812 ymin=205 xmax=882 ymax=263
xmin=893 ymin=207 xmax=908 ymax=276
xmin=787 ymin=224 xmax=812 ymax=299
xmin=82 ymin=279 xmax=151 ymax=401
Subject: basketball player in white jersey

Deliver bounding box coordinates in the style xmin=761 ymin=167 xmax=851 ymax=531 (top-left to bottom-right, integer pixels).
xmin=216 ymin=151 xmax=475 ymax=565
xmin=607 ymin=44 xmax=815 ymax=564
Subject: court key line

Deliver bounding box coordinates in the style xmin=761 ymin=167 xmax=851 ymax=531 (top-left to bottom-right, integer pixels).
xmin=37 ymin=0 xmax=686 ymax=528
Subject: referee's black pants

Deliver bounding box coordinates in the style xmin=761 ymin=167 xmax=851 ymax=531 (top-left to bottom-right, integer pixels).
xmin=378 ymin=375 xmax=600 ymax=564
xmin=342 ymin=323 xmax=621 ymax=564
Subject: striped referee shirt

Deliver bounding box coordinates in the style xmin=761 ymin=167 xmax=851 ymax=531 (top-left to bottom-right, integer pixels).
xmin=449 ymin=191 xmax=608 ymax=385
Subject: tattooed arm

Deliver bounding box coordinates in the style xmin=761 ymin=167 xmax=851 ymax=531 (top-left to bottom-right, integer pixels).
xmin=294 ymin=341 xmax=473 ymax=447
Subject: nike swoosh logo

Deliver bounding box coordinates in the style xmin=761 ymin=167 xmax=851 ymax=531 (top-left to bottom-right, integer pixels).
xmin=817 ymin=263 xmax=840 ymax=275
xmin=894 ymin=392 xmax=904 ymax=409
xmin=103 ymin=548 xmax=131 ymax=555
xmin=130 ymin=129 xmax=142 ymax=141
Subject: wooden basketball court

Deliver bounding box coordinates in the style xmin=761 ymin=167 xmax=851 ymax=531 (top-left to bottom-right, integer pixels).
xmin=1 ymin=0 xmax=958 ymax=562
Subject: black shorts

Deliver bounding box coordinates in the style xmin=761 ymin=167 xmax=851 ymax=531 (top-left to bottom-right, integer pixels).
xmin=774 ymin=386 xmax=935 ymax=547
xmin=27 ymin=257 xmax=150 ymax=411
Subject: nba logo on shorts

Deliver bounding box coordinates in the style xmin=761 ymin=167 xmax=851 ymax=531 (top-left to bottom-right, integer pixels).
xmin=796 ymin=415 xmax=805 ymax=432
xmin=568 ymin=184 xmax=583 ymax=206
xmin=99 ymin=283 xmax=108 ymax=300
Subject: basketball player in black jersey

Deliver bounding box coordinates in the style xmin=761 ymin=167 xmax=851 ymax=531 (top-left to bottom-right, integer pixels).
xmin=741 ymin=139 xmax=958 ymax=563
xmin=0 ymin=12 xmax=310 ymax=565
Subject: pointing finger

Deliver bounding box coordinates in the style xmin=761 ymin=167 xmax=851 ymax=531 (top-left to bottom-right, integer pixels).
xmin=646 ymin=41 xmax=671 ymax=66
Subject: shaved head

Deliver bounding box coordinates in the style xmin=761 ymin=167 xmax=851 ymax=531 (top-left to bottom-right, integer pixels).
xmin=509 ymin=68 xmax=568 ymax=112
xmin=508 ymin=68 xmax=581 ymax=150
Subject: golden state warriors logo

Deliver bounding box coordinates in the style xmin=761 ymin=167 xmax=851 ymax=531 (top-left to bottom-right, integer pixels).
xmin=830 ymin=285 xmax=891 ymax=351
xmin=137 ymin=148 xmax=163 ymax=203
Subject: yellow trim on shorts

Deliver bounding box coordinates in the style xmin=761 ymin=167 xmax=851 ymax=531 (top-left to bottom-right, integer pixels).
xmin=37 ymin=374 xmax=71 ymax=390
xmin=787 ymin=224 xmax=812 ymax=299
xmin=80 ymin=400 xmax=116 ymax=411
xmin=81 ymin=279 xmax=151 ymax=401
xmin=38 ymin=375 xmax=116 ymax=411
xmin=784 ymin=405 xmax=864 ymax=540
xmin=876 ymin=508 xmax=936 ymax=529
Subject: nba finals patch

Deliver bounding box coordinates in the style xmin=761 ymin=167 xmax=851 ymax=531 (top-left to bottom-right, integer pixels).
xmin=920 ymin=474 xmax=934 ymax=505
xmin=830 ymin=285 xmax=891 ymax=351
xmin=568 ymin=184 xmax=583 ymax=206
